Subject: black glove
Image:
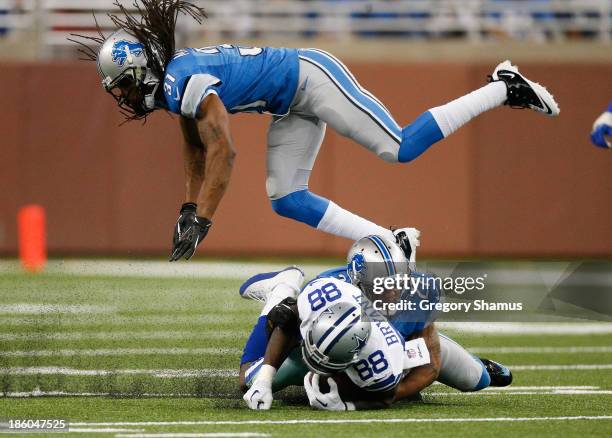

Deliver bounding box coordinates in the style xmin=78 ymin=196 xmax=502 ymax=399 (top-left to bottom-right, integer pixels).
xmin=172 ymin=203 xmax=197 ymax=248
xmin=170 ymin=203 xmax=212 ymax=261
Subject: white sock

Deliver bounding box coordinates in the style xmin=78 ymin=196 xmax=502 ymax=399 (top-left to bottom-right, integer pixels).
xmin=317 ymin=201 xmax=395 ymax=242
xmin=260 ymin=283 xmax=299 ymax=316
xmin=429 ymin=81 xmax=507 ymax=137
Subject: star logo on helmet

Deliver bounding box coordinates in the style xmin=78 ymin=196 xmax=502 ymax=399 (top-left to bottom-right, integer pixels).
xmin=350 ymin=333 xmax=369 ymax=354
xmin=111 ymin=40 xmax=145 ymax=66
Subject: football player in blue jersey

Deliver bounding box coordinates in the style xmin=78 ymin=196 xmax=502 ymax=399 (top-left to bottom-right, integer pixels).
xmin=76 ymin=1 xmax=560 ymax=261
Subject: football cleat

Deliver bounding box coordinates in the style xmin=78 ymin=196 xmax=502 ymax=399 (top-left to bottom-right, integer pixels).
xmin=479 ymin=357 xmax=513 ymax=387
xmin=489 ymin=60 xmax=560 ymax=117
xmin=392 ymin=227 xmax=421 ymax=264
xmin=239 ymin=266 xmax=304 ymax=302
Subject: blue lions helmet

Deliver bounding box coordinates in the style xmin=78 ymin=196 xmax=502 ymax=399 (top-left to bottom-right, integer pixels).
xmin=97 ymin=29 xmax=161 ymax=118
xmin=347 ymin=235 xmax=410 ymax=315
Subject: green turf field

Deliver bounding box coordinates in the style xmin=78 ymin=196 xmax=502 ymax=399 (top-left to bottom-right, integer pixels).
xmin=0 ymin=264 xmax=611 ymax=437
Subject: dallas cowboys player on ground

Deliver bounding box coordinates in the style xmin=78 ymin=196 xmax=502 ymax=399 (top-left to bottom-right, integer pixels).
xmin=239 ymin=236 xmax=512 ymax=411
xmin=79 ymin=1 xmax=560 ymax=261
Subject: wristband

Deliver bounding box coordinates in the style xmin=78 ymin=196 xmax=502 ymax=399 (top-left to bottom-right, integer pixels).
xmin=180 ymin=202 xmax=197 ymax=213
xmin=257 ymin=364 xmax=277 ymax=384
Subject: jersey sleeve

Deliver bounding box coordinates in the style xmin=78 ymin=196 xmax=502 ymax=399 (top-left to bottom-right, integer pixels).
xmin=179 ymin=73 xmax=222 ymax=118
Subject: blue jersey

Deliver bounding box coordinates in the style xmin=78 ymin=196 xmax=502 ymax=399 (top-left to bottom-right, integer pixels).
xmin=161 ymin=45 xmax=299 ymax=118
xmin=316 ymin=267 xmax=439 ymax=339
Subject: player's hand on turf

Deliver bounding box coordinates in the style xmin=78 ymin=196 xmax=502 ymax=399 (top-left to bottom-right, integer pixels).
xmin=591 ymin=110 xmax=612 ymax=149
xmin=243 ymin=379 xmax=274 ymax=410
xmin=169 ymin=203 xmax=212 ymax=261
xmin=304 ymin=372 xmax=354 ymax=411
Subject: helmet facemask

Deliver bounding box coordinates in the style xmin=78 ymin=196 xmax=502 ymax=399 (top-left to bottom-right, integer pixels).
xmin=103 ymin=64 xmax=160 ymax=120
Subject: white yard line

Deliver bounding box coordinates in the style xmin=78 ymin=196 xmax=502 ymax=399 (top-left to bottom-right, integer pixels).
xmin=428 ymin=390 xmax=612 ymax=396
xmin=0 ymin=347 xmax=242 ymax=357
xmin=511 ymin=364 xmax=612 ymax=370
xmin=0 ymin=260 xmax=329 ymax=280
xmin=0 ymin=304 xmax=116 ymax=314
xmin=480 ymin=385 xmax=599 ymax=390
xmin=1 ymin=364 xmax=611 ymax=378
xmin=0 ymin=331 xmax=247 ymax=341
xmin=72 ymin=416 xmax=612 ymax=426
xmin=0 ymin=314 xmax=247 ymax=326
xmin=115 ymin=434 xmax=269 ymax=438
xmin=3 ymin=346 xmax=608 ymax=358
xmin=69 ymin=429 xmax=144 ymax=433
xmin=438 ymin=322 xmax=612 ymax=335
xmin=3 ymin=324 xmax=612 ymax=341
xmin=0 ymin=367 xmax=239 ymax=378
xmin=468 ymin=346 xmax=612 ymax=354
xmin=3 ymin=387 xmax=611 ymax=398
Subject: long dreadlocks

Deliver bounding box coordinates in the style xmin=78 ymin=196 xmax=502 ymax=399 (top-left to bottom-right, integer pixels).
xmin=108 ymin=0 xmax=207 ymax=82
xmin=70 ymin=1 xmax=207 ymax=122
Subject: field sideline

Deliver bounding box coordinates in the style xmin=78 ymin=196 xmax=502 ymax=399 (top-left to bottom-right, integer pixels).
xmin=0 ymin=260 xmax=611 ymax=437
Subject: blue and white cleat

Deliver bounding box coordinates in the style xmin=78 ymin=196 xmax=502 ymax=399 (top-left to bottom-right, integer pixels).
xmin=239 ymin=267 xmax=305 ymax=302
xmin=479 ymin=358 xmax=513 ymax=387
xmin=490 ymin=60 xmax=560 ymax=117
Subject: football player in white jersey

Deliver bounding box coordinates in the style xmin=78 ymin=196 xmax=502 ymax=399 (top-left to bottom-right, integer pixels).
xmin=76 ymin=1 xmax=559 ymax=262
xmin=242 ymin=272 xmax=427 ymax=410
xmin=239 ymin=236 xmax=511 ymax=410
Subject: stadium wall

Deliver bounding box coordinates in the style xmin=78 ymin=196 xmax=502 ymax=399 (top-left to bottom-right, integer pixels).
xmin=1 ymin=61 xmax=610 ymax=258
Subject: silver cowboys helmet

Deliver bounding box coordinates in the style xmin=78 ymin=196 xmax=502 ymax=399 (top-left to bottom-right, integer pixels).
xmin=302 ymin=301 xmax=371 ymax=376
xmin=97 ymin=29 xmax=161 ymax=117
xmin=347 ymin=235 xmax=410 ymax=304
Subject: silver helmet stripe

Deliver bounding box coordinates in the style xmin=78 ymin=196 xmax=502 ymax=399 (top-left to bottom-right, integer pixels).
xmin=316 ymin=308 xmax=360 ymax=355
xmin=315 ymin=305 xmax=358 ymax=349
xmin=321 ymin=315 xmax=361 ymax=355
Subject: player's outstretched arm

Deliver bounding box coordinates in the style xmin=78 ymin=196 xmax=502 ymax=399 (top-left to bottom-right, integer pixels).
xmin=170 ymin=94 xmax=236 ymax=261
xmin=393 ymin=324 xmax=441 ymax=402
xmin=179 ymin=116 xmax=207 ymax=203
xmin=193 ymin=94 xmax=236 ymax=218
xmin=243 ymin=298 xmax=300 ymax=410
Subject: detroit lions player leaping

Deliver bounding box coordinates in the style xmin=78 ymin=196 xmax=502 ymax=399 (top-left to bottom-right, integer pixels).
xmin=76 ymin=1 xmax=560 ymax=261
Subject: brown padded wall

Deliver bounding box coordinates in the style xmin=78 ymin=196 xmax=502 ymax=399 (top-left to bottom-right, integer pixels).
xmin=0 ymin=61 xmax=610 ymax=257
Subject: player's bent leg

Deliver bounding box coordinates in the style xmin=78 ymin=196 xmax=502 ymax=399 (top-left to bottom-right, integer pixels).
xmin=296 ymin=50 xmax=556 ymax=164
xmin=437 ymin=333 xmax=491 ymax=392
xmin=266 ymin=108 xmax=397 ymax=243
xmin=240 ymin=267 xmax=305 ymax=303
xmin=238 ymin=271 xmax=304 ymax=391
xmin=272 ymin=191 xmax=396 ymax=243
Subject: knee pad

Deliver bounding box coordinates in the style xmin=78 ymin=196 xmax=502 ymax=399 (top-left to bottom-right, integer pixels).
xmin=270 ymin=190 xmax=330 ymax=228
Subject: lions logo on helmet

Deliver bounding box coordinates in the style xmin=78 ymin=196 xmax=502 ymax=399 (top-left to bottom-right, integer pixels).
xmin=348 ymin=252 xmax=366 ymax=285
xmin=111 ymin=40 xmax=144 ymax=66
